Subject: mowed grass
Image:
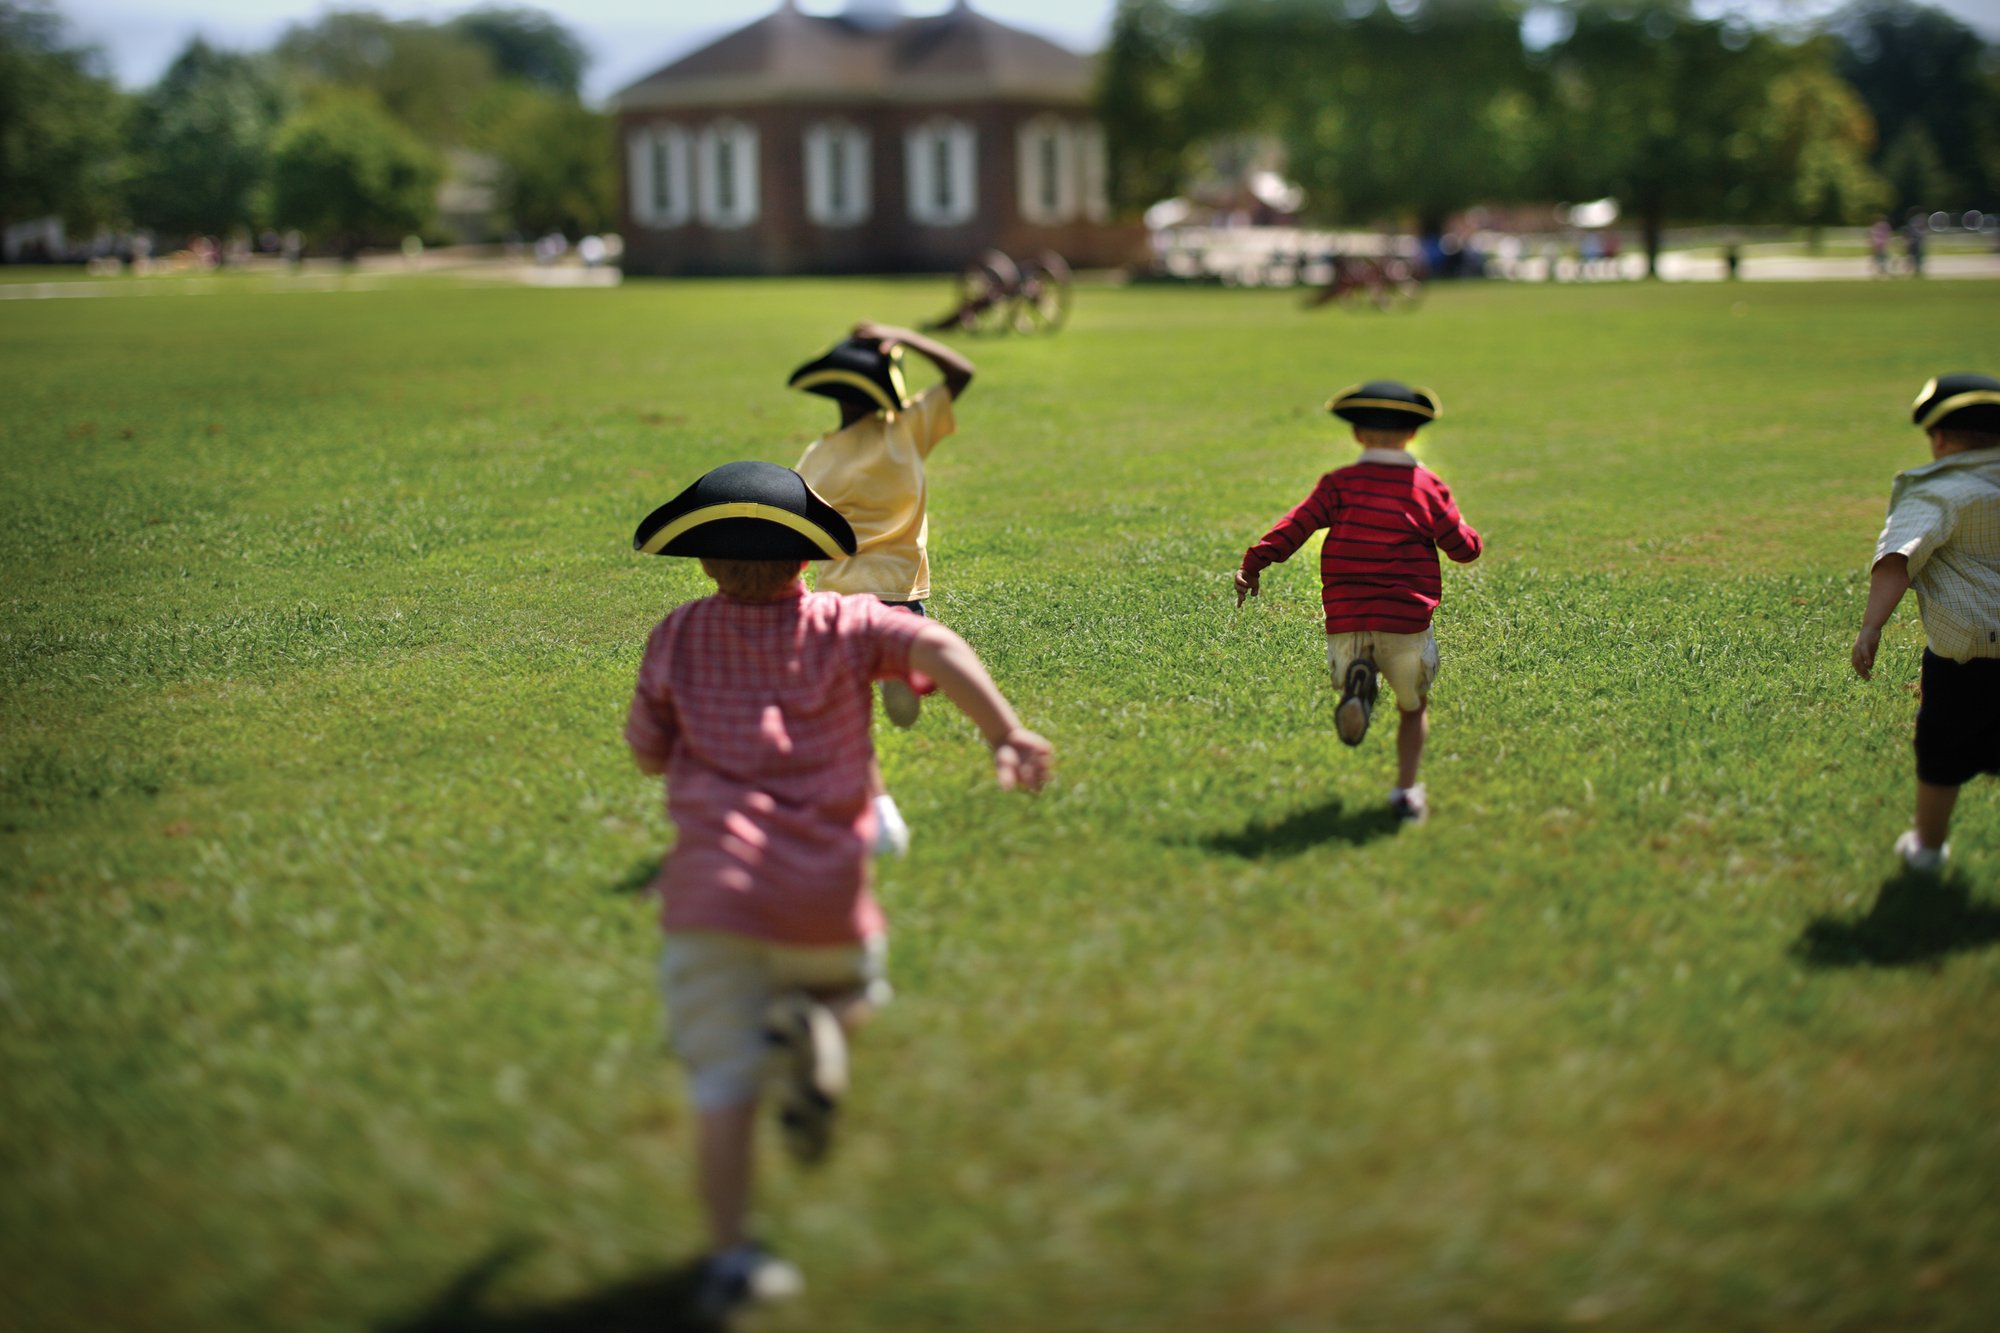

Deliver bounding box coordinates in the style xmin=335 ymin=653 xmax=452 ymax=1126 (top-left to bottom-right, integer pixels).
xmin=3 ymin=273 xmax=1999 ymax=1332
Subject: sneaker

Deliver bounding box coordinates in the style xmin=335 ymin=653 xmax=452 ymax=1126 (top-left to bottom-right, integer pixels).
xmin=1894 ymin=830 xmax=1947 ymax=874
xmin=693 ymin=1243 xmax=804 ymax=1324
xmin=764 ymin=992 xmax=847 ymax=1166
xmin=882 ymin=679 xmax=922 ymax=728
xmin=1335 ymin=658 xmax=1378 ymax=747
xmin=1388 ymin=784 xmax=1428 ymax=824
xmin=872 ymin=792 xmax=910 ymax=857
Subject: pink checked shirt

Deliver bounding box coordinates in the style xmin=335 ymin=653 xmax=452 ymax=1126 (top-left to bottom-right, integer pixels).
xmin=625 ymin=587 xmax=932 ymax=945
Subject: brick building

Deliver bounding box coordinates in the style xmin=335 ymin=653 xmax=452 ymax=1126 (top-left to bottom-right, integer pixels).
xmin=610 ymin=0 xmax=1143 ymax=276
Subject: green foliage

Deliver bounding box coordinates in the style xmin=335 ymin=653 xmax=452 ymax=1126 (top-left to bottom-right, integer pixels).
xmin=450 ymin=5 xmax=587 ymax=98
xmin=1830 ymin=0 xmax=2000 ymax=210
xmin=1098 ymin=0 xmax=1205 ymax=211
xmin=0 ymin=0 xmax=127 ymax=231
xmin=125 ymin=40 xmax=289 ymax=239
xmin=467 ymin=84 xmax=615 ymax=237
xmin=269 ymin=90 xmax=442 ymax=248
xmin=275 ymin=9 xmax=497 ymax=147
xmin=1756 ymin=56 xmax=1890 ymax=227
xmin=4 ymin=276 xmax=2000 ymax=1330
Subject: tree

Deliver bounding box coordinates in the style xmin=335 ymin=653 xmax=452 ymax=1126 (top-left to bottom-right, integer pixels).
xmin=1261 ymin=2 xmax=1542 ymax=236
xmin=269 ymin=90 xmax=441 ymax=253
xmin=1538 ymin=4 xmax=1793 ymax=276
xmin=0 ymin=0 xmax=127 ymax=234
xmin=126 ymin=39 xmax=288 ymax=239
xmin=1097 ymin=0 xmax=1207 ymax=213
xmin=469 ymin=85 xmax=613 ymax=236
xmin=1829 ymin=0 xmax=1999 ymax=209
xmin=275 ymin=10 xmax=495 ymax=145
xmin=1754 ymin=56 xmax=1889 ymax=232
xmin=450 ymin=6 xmax=586 ymax=98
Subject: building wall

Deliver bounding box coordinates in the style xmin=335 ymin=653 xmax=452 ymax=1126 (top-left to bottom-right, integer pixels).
xmin=618 ymin=100 xmax=1143 ymax=276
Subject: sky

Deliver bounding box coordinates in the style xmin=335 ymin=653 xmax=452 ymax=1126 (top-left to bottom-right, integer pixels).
xmin=54 ymin=0 xmax=2000 ymax=105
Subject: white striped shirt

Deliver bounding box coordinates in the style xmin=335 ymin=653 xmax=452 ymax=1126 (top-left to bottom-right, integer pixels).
xmin=1874 ymin=449 xmax=2000 ymax=661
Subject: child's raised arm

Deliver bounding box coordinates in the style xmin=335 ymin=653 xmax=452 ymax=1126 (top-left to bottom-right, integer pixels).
xmin=854 ymin=321 xmax=975 ymax=400
xmin=906 ymin=624 xmax=1051 ymax=791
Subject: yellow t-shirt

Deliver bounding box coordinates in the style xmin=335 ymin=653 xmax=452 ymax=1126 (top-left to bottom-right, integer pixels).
xmin=796 ymin=385 xmax=957 ymax=600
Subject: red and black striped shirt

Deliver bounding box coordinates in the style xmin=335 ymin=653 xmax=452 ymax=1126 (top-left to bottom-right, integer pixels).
xmin=1242 ymin=452 xmax=1482 ymax=634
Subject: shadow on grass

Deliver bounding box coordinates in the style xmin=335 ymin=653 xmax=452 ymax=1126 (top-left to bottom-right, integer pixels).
xmin=1190 ymin=796 xmax=1402 ymax=859
xmin=1794 ymin=872 xmax=2000 ymax=969
xmin=608 ymin=857 xmax=658 ymax=896
xmin=381 ymin=1243 xmax=716 ymax=1333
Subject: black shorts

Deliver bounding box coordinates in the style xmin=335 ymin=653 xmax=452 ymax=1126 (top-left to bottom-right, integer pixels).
xmin=881 ymin=599 xmax=926 ymax=617
xmin=1914 ymin=649 xmax=2000 ymax=787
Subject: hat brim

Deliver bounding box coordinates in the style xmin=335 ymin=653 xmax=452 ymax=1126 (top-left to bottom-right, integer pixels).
xmin=635 ymin=500 xmax=853 ymax=559
xmin=1327 ymin=383 xmax=1441 ymax=430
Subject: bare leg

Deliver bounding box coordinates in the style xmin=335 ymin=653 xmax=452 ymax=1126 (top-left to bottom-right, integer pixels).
xmin=696 ymin=1100 xmax=758 ymax=1255
xmin=867 ymin=757 xmax=886 ymax=800
xmin=819 ymin=987 xmax=877 ymax=1038
xmin=1914 ymin=780 xmax=1960 ymax=850
xmin=1396 ymin=704 xmax=1428 ymax=790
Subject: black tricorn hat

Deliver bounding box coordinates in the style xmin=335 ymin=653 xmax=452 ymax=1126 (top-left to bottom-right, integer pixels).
xmin=633 ymin=461 xmax=858 ymax=560
xmin=1912 ymin=373 xmax=2000 ymax=433
xmin=1327 ymin=380 xmax=1442 ymax=431
xmin=787 ymin=337 xmax=911 ymax=414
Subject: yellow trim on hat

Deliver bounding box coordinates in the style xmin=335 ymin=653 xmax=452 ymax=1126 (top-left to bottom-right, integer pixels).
xmin=638 ymin=502 xmax=848 ymax=558
xmin=1915 ymin=389 xmax=2000 ymax=431
xmin=1326 ymin=391 xmax=1440 ymax=420
xmin=791 ymin=368 xmax=903 ymax=413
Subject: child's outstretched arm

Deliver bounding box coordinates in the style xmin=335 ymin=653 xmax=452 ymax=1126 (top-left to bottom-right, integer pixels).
xmin=1237 ymin=478 xmax=1338 ymax=606
xmin=907 ymin=624 xmax=1052 ymax=791
xmin=854 ymin=320 xmax=976 ymax=400
xmin=1852 ymin=554 xmax=1910 ymax=680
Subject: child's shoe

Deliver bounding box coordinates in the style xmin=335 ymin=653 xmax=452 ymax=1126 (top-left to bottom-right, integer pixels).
xmin=1335 ymin=658 xmax=1378 ymax=746
xmin=1388 ymin=784 xmax=1428 ymax=824
xmin=1894 ymin=830 xmax=1947 ymax=874
xmin=764 ymin=992 xmax=847 ymax=1166
xmin=872 ymin=792 xmax=910 ymax=857
xmin=693 ymin=1242 xmax=804 ymax=1324
xmin=882 ymin=679 xmax=922 ymax=728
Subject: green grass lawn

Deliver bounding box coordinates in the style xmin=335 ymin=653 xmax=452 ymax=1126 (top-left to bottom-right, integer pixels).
xmin=4 ymin=275 xmax=1999 ymax=1332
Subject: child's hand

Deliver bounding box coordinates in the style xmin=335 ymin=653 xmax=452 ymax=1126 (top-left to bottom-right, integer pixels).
xmin=1852 ymin=626 xmax=1882 ymax=680
xmin=992 ymin=726 xmax=1053 ymax=793
xmin=852 ymin=320 xmax=899 ymax=350
xmin=1234 ymin=568 xmax=1259 ymax=607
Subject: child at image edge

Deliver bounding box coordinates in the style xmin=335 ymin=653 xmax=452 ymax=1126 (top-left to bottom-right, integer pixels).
xmin=1235 ymin=381 xmax=1483 ymax=822
xmin=1852 ymin=372 xmax=2000 ymax=873
xmin=625 ymin=461 xmax=1051 ymax=1321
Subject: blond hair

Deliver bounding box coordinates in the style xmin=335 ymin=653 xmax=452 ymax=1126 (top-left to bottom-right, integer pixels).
xmin=700 ymin=558 xmax=807 ymax=601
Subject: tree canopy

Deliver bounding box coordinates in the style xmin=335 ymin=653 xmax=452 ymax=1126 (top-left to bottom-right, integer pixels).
xmin=126 ymin=40 xmax=288 ymax=239
xmin=0 ymin=0 xmax=126 ymax=231
xmin=1096 ymin=0 xmax=1975 ymax=271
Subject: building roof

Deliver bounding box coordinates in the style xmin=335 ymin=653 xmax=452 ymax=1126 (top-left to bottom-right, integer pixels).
xmin=611 ymin=1 xmax=1093 ymax=111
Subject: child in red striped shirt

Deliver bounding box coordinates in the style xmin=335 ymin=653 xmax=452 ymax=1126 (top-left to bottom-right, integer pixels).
xmin=1234 ymin=381 xmax=1482 ymax=822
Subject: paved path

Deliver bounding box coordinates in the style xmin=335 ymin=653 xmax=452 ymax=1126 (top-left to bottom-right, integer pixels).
xmin=0 ymin=263 xmax=622 ymax=301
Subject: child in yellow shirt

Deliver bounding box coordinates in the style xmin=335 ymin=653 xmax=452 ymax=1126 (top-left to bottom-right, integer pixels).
xmin=792 ymin=322 xmax=976 ymax=852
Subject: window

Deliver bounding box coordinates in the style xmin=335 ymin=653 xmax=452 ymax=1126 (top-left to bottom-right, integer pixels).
xmin=905 ymin=118 xmax=976 ymax=227
xmin=1016 ymin=116 xmax=1077 ymax=225
xmin=628 ymin=125 xmax=690 ymax=229
xmin=697 ymin=120 xmax=759 ymax=229
xmin=804 ymin=122 xmax=871 ymax=227
xmin=1077 ymin=123 xmax=1110 ymax=223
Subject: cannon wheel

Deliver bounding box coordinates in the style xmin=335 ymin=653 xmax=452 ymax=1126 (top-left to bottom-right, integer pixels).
xmin=1013 ymin=250 xmax=1073 ymax=334
xmin=956 ymin=250 xmax=1020 ymax=335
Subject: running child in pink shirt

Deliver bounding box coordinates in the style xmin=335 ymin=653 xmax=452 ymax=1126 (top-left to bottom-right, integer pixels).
xmin=625 ymin=461 xmax=1051 ymax=1321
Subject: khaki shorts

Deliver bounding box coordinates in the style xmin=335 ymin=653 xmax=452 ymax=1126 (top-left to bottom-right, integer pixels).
xmin=659 ymin=931 xmax=890 ymax=1110
xmin=1327 ymin=628 xmax=1439 ymax=712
